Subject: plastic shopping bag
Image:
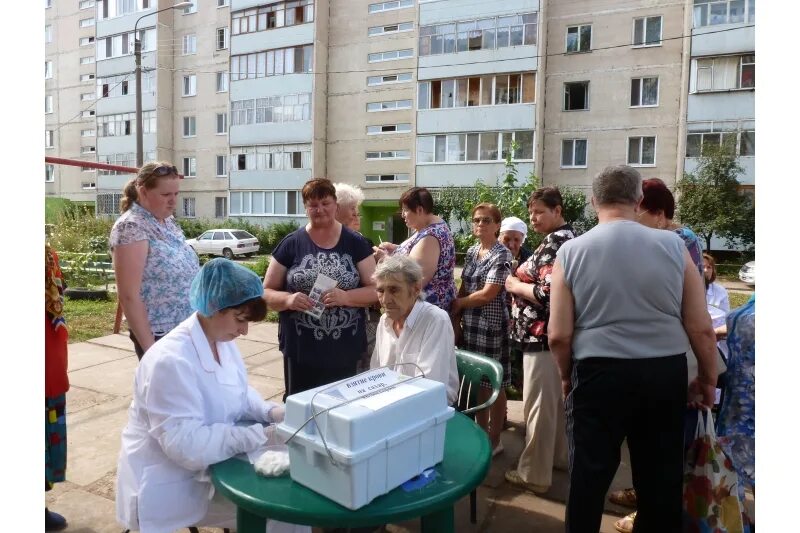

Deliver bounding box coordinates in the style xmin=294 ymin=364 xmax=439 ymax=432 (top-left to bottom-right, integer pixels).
xmin=682 ymin=408 xmax=748 ymax=533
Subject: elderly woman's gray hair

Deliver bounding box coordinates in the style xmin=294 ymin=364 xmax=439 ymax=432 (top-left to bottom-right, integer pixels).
xmin=592 ymin=165 xmax=643 ymax=207
xmin=373 ymin=254 xmax=423 ymax=286
xmin=333 ymin=182 xmax=365 ymax=208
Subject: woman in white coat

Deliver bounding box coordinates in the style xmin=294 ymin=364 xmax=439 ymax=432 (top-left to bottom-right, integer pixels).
xmin=116 ymin=258 xmax=308 ymax=533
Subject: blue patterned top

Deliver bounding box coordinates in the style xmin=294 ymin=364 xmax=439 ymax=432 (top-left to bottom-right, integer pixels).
xmin=717 ymin=294 xmax=755 ymax=492
xmin=109 ymin=202 xmax=199 ymax=335
xmin=395 ymin=221 xmax=457 ymax=311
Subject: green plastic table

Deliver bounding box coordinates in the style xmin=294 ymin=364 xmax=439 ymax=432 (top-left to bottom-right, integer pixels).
xmin=210 ymin=412 xmax=491 ymax=533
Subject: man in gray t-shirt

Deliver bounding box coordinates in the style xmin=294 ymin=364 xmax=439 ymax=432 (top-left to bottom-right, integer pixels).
xmin=547 ymin=165 xmax=718 ymax=533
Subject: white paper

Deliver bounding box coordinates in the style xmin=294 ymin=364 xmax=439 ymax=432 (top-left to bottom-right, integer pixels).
xmin=354 ymin=383 xmax=423 ymax=411
xmin=335 ymin=368 xmax=400 ymax=401
xmin=303 ymin=272 xmax=338 ymax=319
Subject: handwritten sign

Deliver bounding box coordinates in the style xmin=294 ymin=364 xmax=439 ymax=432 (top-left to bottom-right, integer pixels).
xmin=336 ymin=368 xmax=399 ymax=401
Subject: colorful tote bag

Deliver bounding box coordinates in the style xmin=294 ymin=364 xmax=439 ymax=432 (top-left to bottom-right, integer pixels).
xmin=683 ymin=408 xmax=749 ymax=533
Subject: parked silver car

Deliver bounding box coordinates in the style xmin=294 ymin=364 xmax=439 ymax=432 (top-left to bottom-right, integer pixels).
xmin=738 ymin=261 xmax=755 ymax=285
xmin=186 ymin=229 xmax=259 ymax=259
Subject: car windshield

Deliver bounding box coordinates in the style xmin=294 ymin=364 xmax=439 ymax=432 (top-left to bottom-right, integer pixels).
xmin=231 ymin=231 xmax=255 ymax=239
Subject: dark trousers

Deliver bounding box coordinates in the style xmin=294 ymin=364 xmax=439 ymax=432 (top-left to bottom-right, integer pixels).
xmin=283 ymin=358 xmax=358 ymax=401
xmin=565 ymin=355 xmax=687 ymax=533
xmin=129 ymin=331 xmax=164 ymax=361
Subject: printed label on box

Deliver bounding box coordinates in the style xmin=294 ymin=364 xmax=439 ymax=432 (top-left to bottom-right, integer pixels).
xmin=336 ymin=368 xmax=399 ymax=401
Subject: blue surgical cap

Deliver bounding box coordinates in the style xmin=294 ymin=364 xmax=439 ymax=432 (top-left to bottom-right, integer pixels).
xmin=190 ymin=258 xmax=264 ymax=317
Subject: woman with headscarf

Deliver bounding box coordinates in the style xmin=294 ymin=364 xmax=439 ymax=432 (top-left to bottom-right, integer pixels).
xmin=116 ymin=258 xmax=307 ymax=533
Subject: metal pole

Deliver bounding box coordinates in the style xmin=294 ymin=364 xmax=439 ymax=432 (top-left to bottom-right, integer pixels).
xmin=135 ymin=34 xmax=144 ymax=167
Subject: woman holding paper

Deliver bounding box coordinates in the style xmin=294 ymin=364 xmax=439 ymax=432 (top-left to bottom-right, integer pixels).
xmin=263 ymin=178 xmax=378 ymax=397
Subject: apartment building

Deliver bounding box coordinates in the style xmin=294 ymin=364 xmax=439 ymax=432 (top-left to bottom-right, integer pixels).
xmin=45 ymin=0 xmax=101 ymax=202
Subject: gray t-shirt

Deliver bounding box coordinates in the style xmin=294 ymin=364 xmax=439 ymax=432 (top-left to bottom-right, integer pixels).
xmin=557 ymin=220 xmax=689 ymax=361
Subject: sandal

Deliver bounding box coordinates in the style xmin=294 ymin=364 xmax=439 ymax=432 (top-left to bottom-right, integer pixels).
xmin=609 ymin=487 xmax=638 ymax=508
xmin=613 ymin=512 xmax=636 ymax=533
xmin=504 ymin=469 xmax=549 ymax=494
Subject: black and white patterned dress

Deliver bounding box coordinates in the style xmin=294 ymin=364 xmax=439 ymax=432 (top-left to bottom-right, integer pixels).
xmin=460 ymin=242 xmax=513 ymax=387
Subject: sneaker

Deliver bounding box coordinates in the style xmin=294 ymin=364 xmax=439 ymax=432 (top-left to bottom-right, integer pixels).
xmin=613 ymin=512 xmax=636 ymax=533
xmin=45 ymin=508 xmax=68 ymax=532
xmin=504 ymin=469 xmax=549 ymax=494
xmin=492 ymin=441 xmax=505 ymax=457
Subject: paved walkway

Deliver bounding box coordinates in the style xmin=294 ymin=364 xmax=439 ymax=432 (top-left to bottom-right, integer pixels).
xmin=48 ymin=323 xmax=635 ymax=532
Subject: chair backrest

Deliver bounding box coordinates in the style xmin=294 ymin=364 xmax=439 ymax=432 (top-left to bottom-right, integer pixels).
xmin=455 ymin=348 xmax=503 ymax=416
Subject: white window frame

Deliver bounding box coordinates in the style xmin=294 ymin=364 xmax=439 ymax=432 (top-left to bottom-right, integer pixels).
xmin=630 ymin=76 xmax=660 ymax=107
xmin=79 ymin=17 xmax=95 ymax=27
xmin=183 ymin=2 xmax=197 ymax=14
xmin=182 ymin=34 xmax=197 ymax=55
xmin=366 ymin=124 xmax=412 ymax=135
xmin=216 ymin=27 xmax=229 ymax=50
xmin=365 ymin=174 xmax=410 ymax=183
xmin=215 ymin=197 xmax=228 ymax=218
xmin=369 ymin=22 xmax=414 ymax=36
xmin=80 ymin=36 xmax=95 ymax=47
xmin=81 ymin=129 xmax=96 ymax=137
xmin=565 ymin=24 xmax=592 ymax=53
xmin=183 ymin=116 xmax=197 ymax=137
xmin=693 ymin=0 xmax=755 ymax=28
xmin=627 ymin=136 xmax=657 ymax=167
xmin=366 ymin=99 xmax=413 ymax=112
xmin=216 ymin=113 xmax=228 ymax=135
xmin=182 ymin=197 xmax=197 ymax=218
xmin=45 ymin=25 xmax=52 ymax=43
xmin=368 ymin=49 xmax=414 ymax=63
xmin=216 ymin=155 xmax=228 ymax=177
xmin=216 ymin=71 xmax=229 ymax=92
xmin=81 ymin=110 xmax=96 ymax=117
xmin=45 ymin=95 xmax=53 ymax=114
xmin=217 ymin=0 xmax=229 ymax=6
xmin=632 ymin=15 xmax=663 ymax=47
xmin=693 ymin=54 xmax=755 ymax=92
xmin=368 ymin=0 xmax=413 ymax=14
xmin=365 ymin=150 xmax=411 ymax=160
xmin=182 ymin=74 xmax=197 ymax=97
xmin=81 ymin=145 xmax=97 ymax=154
xmin=561 ymin=138 xmax=588 ymax=168
xmin=367 ymin=73 xmax=413 ymax=86
xmin=563 ymin=81 xmax=590 ymax=111
xmin=182 ymin=156 xmax=197 ymax=178
xmin=45 ymin=130 xmax=54 ymax=149
xmin=80 ymin=73 xmax=95 ymax=82
xmin=81 ymin=181 xmax=97 ymax=190
xmin=79 ymin=0 xmax=95 ymax=9
xmin=80 ymin=56 xmax=95 ymax=64
xmin=45 ymin=61 xmax=53 ymax=79
xmin=46 ymin=164 xmax=55 ymax=182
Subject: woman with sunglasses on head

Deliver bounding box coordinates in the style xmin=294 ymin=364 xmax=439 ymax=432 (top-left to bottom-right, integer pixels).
xmin=110 ymin=162 xmax=200 ymax=360
xmin=451 ymin=203 xmax=513 ymax=456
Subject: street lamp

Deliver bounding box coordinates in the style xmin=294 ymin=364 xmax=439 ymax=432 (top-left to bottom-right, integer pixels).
xmin=134 ymin=2 xmax=193 ymax=167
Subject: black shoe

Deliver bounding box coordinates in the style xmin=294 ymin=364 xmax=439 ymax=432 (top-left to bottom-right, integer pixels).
xmin=45 ymin=508 xmax=68 ymax=531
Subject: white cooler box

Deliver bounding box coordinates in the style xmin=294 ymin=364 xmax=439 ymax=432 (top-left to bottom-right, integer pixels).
xmin=275 ymin=368 xmax=455 ymax=510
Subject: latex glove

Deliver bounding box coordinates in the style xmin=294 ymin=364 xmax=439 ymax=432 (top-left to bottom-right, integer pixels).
xmin=268 ymin=405 xmax=285 ymax=424
xmin=263 ymin=424 xmax=285 ymax=446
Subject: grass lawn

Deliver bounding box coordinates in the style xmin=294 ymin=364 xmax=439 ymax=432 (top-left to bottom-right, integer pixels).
xmin=728 ymin=291 xmax=753 ymax=310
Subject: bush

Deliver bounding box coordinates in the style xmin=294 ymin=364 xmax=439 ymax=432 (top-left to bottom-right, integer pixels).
xmin=48 ymin=212 xmax=114 ymax=254
xmin=242 ymin=255 xmax=270 ymax=278
xmin=176 ymin=218 xmax=299 ymax=254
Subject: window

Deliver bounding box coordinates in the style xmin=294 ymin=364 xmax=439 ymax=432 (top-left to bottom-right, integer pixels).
xmin=79 ymin=0 xmax=95 ymax=9
xmin=81 ymin=73 xmax=95 ymax=82
xmin=367 ymin=73 xmax=412 ymax=86
xmin=230 ymin=190 xmax=303 ymax=215
xmin=694 ymin=55 xmax=755 ymax=92
xmin=46 ymin=0 xmax=52 ymax=8
xmin=627 ymin=136 xmax=656 ymax=166
xmin=98 ymin=73 xmax=142 ymax=98
xmin=79 ymin=36 xmax=95 ymax=47
xmin=563 ymin=81 xmax=589 ymax=110
xmin=694 ymin=0 xmax=755 ymax=27
xmin=739 ymin=130 xmax=755 ymax=156
xmin=183 ymin=34 xmax=197 ymax=55
xmin=96 ymin=193 xmax=123 ymax=216
xmin=183 ymin=116 xmax=196 ymax=137
xmin=216 ymin=113 xmax=228 ymax=134
xmin=82 ymin=110 xmax=96 ymax=117
xmin=45 ymin=130 xmax=54 ymax=148
xmin=81 ymin=181 xmax=97 ymax=190
xmin=686 ymin=130 xmax=755 ymax=157
xmin=369 ymin=22 xmax=413 ymax=36
xmin=81 ymin=145 xmax=96 ymax=154
xmin=231 ymin=1 xmax=315 ymax=35
xmin=45 ymin=61 xmax=53 ymax=79
xmin=367 ymin=99 xmax=413 ymax=112
xmin=96 ymin=0 xmax=143 ymax=19
xmin=45 ymin=164 xmax=55 ymax=182
xmin=80 ymin=56 xmax=95 ymax=64
xmin=417 ymin=130 xmax=534 ymax=163
xmin=566 ymin=24 xmax=591 ymax=53
xmin=367 ymin=124 xmax=412 ymax=135
xmin=419 ymin=13 xmax=537 ymax=56
xmin=630 ymin=77 xmax=659 ymax=106
xmin=561 ymin=139 xmax=588 ymax=168
xmin=368 ymin=49 xmax=414 ymax=62
xmin=366 ymin=150 xmax=411 ymax=160
xmin=182 ymin=157 xmax=197 ymax=177
xmin=633 ymin=16 xmax=662 ymax=46
xmin=80 ymin=92 xmax=95 ymax=101
xmin=45 ymin=25 xmax=52 ymax=43
xmin=365 ymin=174 xmax=410 ymax=183
xmin=231 ymin=94 xmax=312 ymax=125
xmin=182 ymin=74 xmax=197 ymax=96
xmin=230 ymin=45 xmax=314 ymax=80
xmin=216 ymin=27 xmax=229 ymax=50
xmin=231 ymin=144 xmax=312 ymax=170
xmin=216 ymin=155 xmax=228 ymax=177
xmin=79 ymin=18 xmax=95 ymax=27
xmin=96 ymin=28 xmax=154 ymax=60
xmin=45 ymin=95 xmax=53 ymax=114
xmin=98 ymin=111 xmax=156 ymax=136
xmin=81 ymin=129 xmax=96 ymax=137
xmin=218 ymin=0 xmax=229 ymax=6
xmin=184 ymin=2 xmax=197 ymax=14
xmin=182 ymin=198 xmax=196 ymax=218
xmin=216 ymin=71 xmax=229 ymax=92
xmin=215 ymin=197 xmax=228 ymax=218
xmin=368 ymin=0 xmax=413 ymax=14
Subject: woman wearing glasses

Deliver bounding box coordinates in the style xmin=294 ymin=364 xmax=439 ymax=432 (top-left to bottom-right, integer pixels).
xmin=110 ymin=162 xmax=200 ymax=360
xmin=374 ymin=187 xmax=457 ymax=312
xmin=450 ymin=203 xmax=513 ymax=456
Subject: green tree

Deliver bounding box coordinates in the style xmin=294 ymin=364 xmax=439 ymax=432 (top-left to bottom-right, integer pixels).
xmin=676 ymin=139 xmax=755 ymax=251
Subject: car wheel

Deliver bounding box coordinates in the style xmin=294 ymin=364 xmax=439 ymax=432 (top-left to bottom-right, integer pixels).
xmin=222 ymin=248 xmax=234 ymax=260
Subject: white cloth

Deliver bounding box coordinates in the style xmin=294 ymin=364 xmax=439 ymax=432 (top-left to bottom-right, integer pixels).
xmin=371 ymin=300 xmax=460 ymax=405
xmin=706 ymin=281 xmax=730 ymax=358
xmin=116 ymin=312 xmax=287 ymax=533
xmin=500 ymin=216 xmax=528 ymax=238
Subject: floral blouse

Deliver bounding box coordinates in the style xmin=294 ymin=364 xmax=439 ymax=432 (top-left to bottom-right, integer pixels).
xmin=395 ymin=220 xmax=457 ymax=311
xmin=509 ymin=224 xmax=575 ymax=348
xmin=109 ymin=202 xmax=199 ymax=335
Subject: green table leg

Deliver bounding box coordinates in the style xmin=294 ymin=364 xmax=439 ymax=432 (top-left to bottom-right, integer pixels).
xmin=237 ymin=505 xmax=267 ymax=533
xmin=420 ymin=505 xmax=454 ymax=533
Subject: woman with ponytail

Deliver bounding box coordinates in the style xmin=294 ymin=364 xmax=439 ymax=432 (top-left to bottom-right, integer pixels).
xmin=109 ymin=162 xmax=200 ymax=360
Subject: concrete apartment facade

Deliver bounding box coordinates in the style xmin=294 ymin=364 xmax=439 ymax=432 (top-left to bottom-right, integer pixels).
xmin=45 ymin=0 xmax=100 ymax=203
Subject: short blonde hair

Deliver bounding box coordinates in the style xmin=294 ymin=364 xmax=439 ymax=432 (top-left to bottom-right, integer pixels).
xmin=333 ymin=182 xmax=365 ymax=208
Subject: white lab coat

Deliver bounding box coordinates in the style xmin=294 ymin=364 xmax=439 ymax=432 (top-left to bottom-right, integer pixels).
xmin=116 ymin=313 xmax=286 ymax=533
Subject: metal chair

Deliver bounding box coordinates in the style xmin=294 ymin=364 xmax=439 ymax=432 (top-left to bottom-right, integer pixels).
xmin=454 ymin=348 xmax=503 ymax=524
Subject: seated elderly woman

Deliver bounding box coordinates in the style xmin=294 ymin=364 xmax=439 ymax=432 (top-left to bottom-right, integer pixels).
xmin=370 ymin=255 xmax=459 ymax=405
xmin=116 ymin=258 xmax=307 ymax=533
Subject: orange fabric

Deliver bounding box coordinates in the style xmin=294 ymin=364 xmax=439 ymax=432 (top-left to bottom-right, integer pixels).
xmin=45 ymin=246 xmax=69 ymax=398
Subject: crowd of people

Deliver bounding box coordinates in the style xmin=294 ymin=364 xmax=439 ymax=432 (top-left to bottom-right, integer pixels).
xmin=43 ymin=161 xmax=754 ymax=532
